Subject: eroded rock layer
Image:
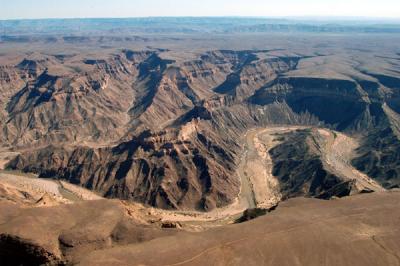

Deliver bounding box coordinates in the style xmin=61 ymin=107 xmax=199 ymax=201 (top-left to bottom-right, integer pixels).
xmin=2 ymin=46 xmax=400 ymax=210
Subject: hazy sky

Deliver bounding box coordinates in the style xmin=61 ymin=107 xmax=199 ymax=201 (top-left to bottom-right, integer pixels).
xmin=1 ymin=0 xmax=399 ymax=20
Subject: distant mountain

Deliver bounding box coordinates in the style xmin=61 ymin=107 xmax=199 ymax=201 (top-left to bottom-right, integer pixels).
xmin=1 ymin=17 xmax=400 ymax=36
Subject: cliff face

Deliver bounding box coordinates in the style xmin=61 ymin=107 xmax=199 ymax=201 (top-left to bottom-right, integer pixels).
xmin=352 ymin=125 xmax=400 ymax=188
xmin=269 ymin=129 xmax=348 ymax=199
xmin=2 ymin=54 xmax=138 ymax=148
xmin=9 ymin=124 xmax=239 ymax=210
xmin=2 ymin=48 xmax=400 ymax=210
xmin=250 ymin=77 xmax=388 ymax=131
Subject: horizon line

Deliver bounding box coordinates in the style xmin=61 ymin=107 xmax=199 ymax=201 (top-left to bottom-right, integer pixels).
xmin=1 ymin=15 xmax=400 ymax=22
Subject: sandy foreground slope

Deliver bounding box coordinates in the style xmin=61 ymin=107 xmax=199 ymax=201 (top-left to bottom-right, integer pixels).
xmin=0 ymin=191 xmax=399 ymax=265
xmin=79 ymin=192 xmax=400 ymax=266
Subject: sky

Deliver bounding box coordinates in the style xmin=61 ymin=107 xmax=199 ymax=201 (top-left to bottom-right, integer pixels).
xmin=0 ymin=0 xmax=399 ymax=20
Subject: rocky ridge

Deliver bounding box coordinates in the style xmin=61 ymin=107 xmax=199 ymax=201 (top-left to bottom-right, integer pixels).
xmin=1 ymin=47 xmax=399 ymax=210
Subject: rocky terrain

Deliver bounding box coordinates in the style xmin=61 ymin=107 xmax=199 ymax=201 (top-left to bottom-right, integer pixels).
xmin=1 ymin=191 xmax=399 ymax=265
xmin=1 ymin=39 xmax=399 ymax=211
xmin=0 ymin=18 xmax=400 ymax=265
xmin=0 ymin=170 xmax=102 ymax=206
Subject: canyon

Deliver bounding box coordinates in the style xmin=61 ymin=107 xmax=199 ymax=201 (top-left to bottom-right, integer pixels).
xmin=0 ymin=18 xmax=400 ymax=265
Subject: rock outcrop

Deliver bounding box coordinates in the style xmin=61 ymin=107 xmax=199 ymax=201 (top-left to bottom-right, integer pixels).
xmin=1 ymin=47 xmax=400 ymax=211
